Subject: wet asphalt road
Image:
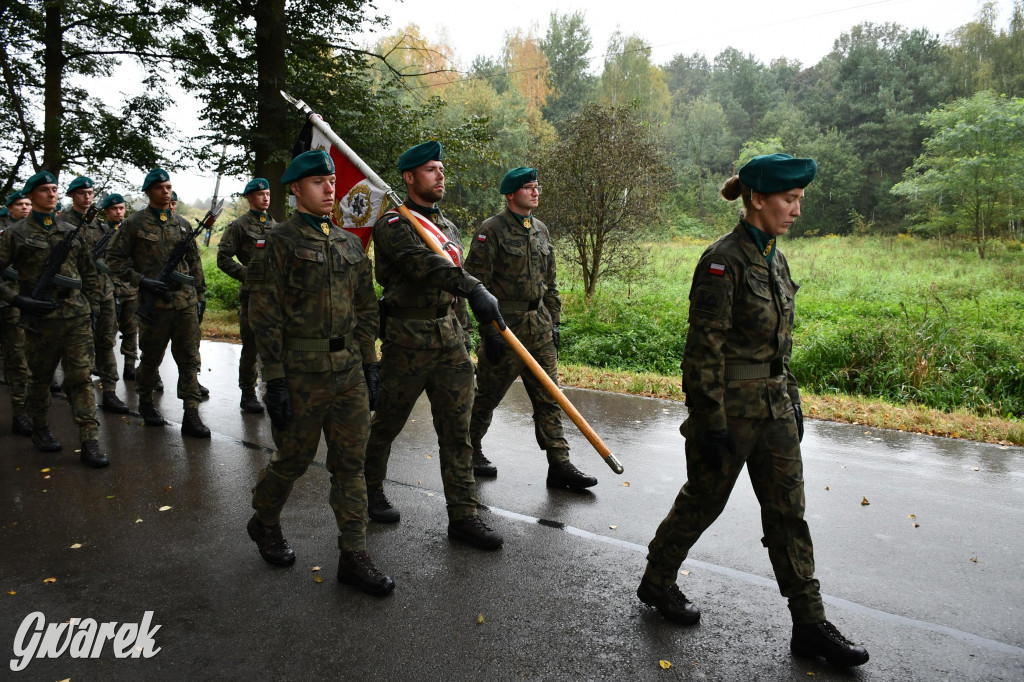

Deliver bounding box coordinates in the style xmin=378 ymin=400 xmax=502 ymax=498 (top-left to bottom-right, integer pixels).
xmin=1 ymin=340 xmax=1022 ymax=681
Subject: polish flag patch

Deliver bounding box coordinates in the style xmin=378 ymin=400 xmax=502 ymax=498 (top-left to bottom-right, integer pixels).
xmin=709 ymin=262 xmax=725 ymax=276
xmin=255 ymin=239 xmax=266 ymax=249
xmin=387 ymin=216 xmax=400 ymax=224
xmin=477 ymin=234 xmax=487 ymax=242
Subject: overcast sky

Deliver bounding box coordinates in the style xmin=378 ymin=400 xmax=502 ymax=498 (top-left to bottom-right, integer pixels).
xmin=102 ymin=0 xmax=1011 ymax=203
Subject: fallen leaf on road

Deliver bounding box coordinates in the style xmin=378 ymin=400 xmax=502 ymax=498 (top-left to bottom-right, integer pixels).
xmin=43 ymin=475 xmax=50 ymax=480
xmin=659 ymin=660 xmax=671 ymax=669
xmin=69 ymin=543 xmax=82 ymax=549
xmin=158 ymin=506 xmax=171 ymax=512
xmin=313 ymin=574 xmax=323 ymax=583
xmin=972 ymin=467 xmax=979 ymax=471
xmin=477 ymin=613 xmax=485 ymax=624
xmin=824 ymin=486 xmax=830 ymax=491
xmin=40 ymin=468 xmax=50 ymax=473
xmin=623 ymin=482 xmax=630 ymax=487
xmin=861 ymin=497 xmax=870 ymax=506
xmin=609 ymin=525 xmax=617 ymax=530
xmin=311 ymin=566 xmax=322 ymax=572
xmin=971 ymin=556 xmax=978 ymax=563
xmin=912 ymin=523 xmax=920 ymax=528
xmin=8 ymin=591 xmax=15 ymax=595
xmin=680 ymin=570 xmax=690 ymax=576
xmin=907 ymin=514 xmax=916 ymax=519
xmin=165 ymin=485 xmax=172 ymax=491
xmin=106 ymin=495 xmax=115 ymax=499
xmin=43 ymin=577 xmax=56 ymax=584
xmin=135 ymin=518 xmax=143 ymax=523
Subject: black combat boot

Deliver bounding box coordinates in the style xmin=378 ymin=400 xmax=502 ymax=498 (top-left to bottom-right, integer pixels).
xmin=101 ymin=391 xmax=130 ymax=414
xmin=246 ymin=515 xmax=296 ymax=566
xmin=472 ymin=445 xmax=497 ymax=478
xmin=636 ymin=577 xmax=701 ymax=625
xmin=153 ymin=374 xmax=164 ymax=392
xmin=181 ymin=408 xmax=211 ymax=438
xmin=80 ymin=439 xmax=110 ymax=468
xmin=448 ymin=515 xmax=503 ymax=550
xmin=122 ymin=362 xmax=136 ymax=381
xmin=12 ymin=414 xmax=33 ymax=437
xmin=198 ymin=382 xmax=210 ymax=398
xmin=367 ymin=487 xmax=400 ymax=523
xmin=546 ymin=459 xmax=597 ymax=490
xmin=338 ymin=550 xmax=395 ymax=596
xmin=791 ymin=621 xmax=869 ymax=667
xmin=240 ymin=393 xmax=265 ymax=414
xmin=31 ymin=425 xmax=62 ymax=452
xmin=138 ymin=402 xmax=167 ymax=426
xmin=50 ymin=380 xmax=63 ymax=394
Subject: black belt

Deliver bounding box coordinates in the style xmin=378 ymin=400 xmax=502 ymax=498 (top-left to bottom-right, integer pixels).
xmin=284 ymin=332 xmax=354 ymax=352
xmin=387 ymin=305 xmax=450 ymax=320
xmin=724 ymin=358 xmax=785 ymax=381
xmin=499 ymin=298 xmax=540 ymax=312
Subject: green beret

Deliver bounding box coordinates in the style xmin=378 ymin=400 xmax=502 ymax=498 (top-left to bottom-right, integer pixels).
xmin=23 ymin=170 xmax=58 ymax=193
xmin=5 ymin=190 xmax=26 ymax=207
xmin=101 ymin=193 xmax=125 ymax=209
xmin=738 ymin=154 xmax=817 ymax=194
xmin=142 ymin=168 xmax=170 ymax=191
xmin=243 ymin=177 xmax=270 ymax=195
xmin=171 ymin=191 xmax=178 ymax=201
xmin=281 ymin=150 xmax=335 ymax=184
xmin=499 ymin=167 xmax=538 ymax=194
xmin=398 ymin=141 xmax=443 ymax=171
xmin=65 ymin=176 xmax=94 ymax=195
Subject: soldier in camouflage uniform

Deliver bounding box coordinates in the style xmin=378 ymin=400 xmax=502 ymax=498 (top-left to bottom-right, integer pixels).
xmin=465 ymin=167 xmax=596 ymax=490
xmin=244 ymin=150 xmax=393 ymax=595
xmin=59 ymin=178 xmax=129 ymax=415
xmin=101 ymin=194 xmax=139 ymax=381
xmin=363 ymin=141 xmax=506 ymax=550
xmin=0 ymin=171 xmax=108 ymax=467
xmin=106 ymin=168 xmax=210 ymax=438
xmin=217 ymin=177 xmax=276 ymax=414
xmin=637 ymin=154 xmax=869 ymax=668
xmin=0 ymin=190 xmax=32 ymax=436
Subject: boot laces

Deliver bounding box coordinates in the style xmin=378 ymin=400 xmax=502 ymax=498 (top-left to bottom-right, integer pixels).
xmin=370 ymin=489 xmax=393 ymax=510
xmin=819 ymin=621 xmax=854 ymax=646
xmin=352 ymin=550 xmax=384 ymax=578
xmin=665 ymin=583 xmax=692 ymax=606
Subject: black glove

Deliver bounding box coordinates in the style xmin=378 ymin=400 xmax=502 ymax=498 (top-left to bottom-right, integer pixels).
xmin=197 ymin=300 xmax=206 ymax=324
xmin=552 ymin=323 xmax=560 ymax=350
xmin=483 ymin=334 xmax=506 ymax=364
xmin=90 ymin=311 xmax=99 ymax=332
xmin=265 ymin=377 xmax=293 ymax=430
xmin=466 ymin=283 xmax=506 ymax=331
xmin=11 ymin=295 xmax=58 ymax=316
xmin=793 ymin=402 xmax=804 ymax=442
xmin=139 ymin=277 xmax=169 ymax=297
xmin=363 ymin=362 xmax=381 ymax=411
xmin=694 ymin=428 xmax=735 ymax=462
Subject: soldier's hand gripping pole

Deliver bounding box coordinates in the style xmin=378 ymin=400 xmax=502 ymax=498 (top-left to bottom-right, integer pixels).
xmin=281 ymin=88 xmax=624 ymax=474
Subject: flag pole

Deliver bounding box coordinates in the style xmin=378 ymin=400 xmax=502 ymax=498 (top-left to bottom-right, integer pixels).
xmin=280 ymin=91 xmax=623 ymax=475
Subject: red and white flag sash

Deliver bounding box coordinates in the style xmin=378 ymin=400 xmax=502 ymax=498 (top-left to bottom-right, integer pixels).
xmin=386 ymin=208 xmax=463 ymax=266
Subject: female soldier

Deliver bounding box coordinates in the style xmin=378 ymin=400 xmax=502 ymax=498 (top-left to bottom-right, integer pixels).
xmin=636 ymin=154 xmax=869 ymax=667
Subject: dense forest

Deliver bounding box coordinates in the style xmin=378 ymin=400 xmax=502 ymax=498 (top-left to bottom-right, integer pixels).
xmin=2 ymin=1 xmax=1023 ymax=254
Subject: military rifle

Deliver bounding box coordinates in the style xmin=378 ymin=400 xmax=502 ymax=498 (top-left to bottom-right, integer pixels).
xmin=139 ymin=199 xmax=223 ymax=322
xmin=18 ymin=205 xmax=99 ymax=333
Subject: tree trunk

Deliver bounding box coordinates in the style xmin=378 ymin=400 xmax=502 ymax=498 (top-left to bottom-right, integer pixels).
xmin=42 ymin=1 xmax=64 ymax=176
xmin=254 ymin=0 xmax=288 ymax=221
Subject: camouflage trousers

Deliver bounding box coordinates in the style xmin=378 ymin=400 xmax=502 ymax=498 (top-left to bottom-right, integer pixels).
xmin=364 ymin=341 xmax=478 ymax=521
xmin=116 ymin=295 xmax=138 ymax=362
xmin=0 ymin=306 xmax=28 ymax=413
xmin=251 ymin=362 xmax=369 ymax=551
xmin=238 ymin=293 xmax=259 ymax=394
xmin=645 ymin=411 xmax=825 ymax=624
xmin=92 ymin=295 xmax=119 ymax=392
xmin=470 ymin=335 xmax=568 ymax=460
xmin=137 ymin=306 xmax=201 ymax=408
xmin=24 ymin=315 xmax=99 ymax=442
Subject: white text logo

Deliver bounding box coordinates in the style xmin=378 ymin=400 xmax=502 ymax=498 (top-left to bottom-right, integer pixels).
xmin=10 ymin=611 xmax=161 ymax=672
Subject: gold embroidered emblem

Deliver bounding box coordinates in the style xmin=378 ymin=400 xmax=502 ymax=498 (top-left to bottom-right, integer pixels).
xmin=523 ymin=217 xmax=532 ymax=229
xmin=43 ymin=216 xmax=53 ymax=226
xmin=763 ymin=239 xmax=774 ymax=257
xmin=160 ymin=212 xmax=168 ymax=222
xmin=320 ymin=222 xmax=330 ymax=236
xmin=259 ymin=214 xmax=266 ymax=223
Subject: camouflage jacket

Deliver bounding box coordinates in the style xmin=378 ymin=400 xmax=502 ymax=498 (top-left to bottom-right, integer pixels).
xmin=68 ymin=212 xmax=116 ymax=302
xmin=0 ymin=213 xmax=101 ymax=319
xmin=372 ymin=201 xmax=477 ymax=351
xmin=465 ymin=207 xmax=560 ymax=343
xmin=245 ymin=213 xmax=378 ymax=382
xmin=217 ymin=210 xmax=276 ymax=293
xmin=106 ymin=207 xmax=206 ymax=310
xmin=105 ymin=222 xmax=137 ymax=300
xmin=682 ymin=221 xmax=800 ymax=432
